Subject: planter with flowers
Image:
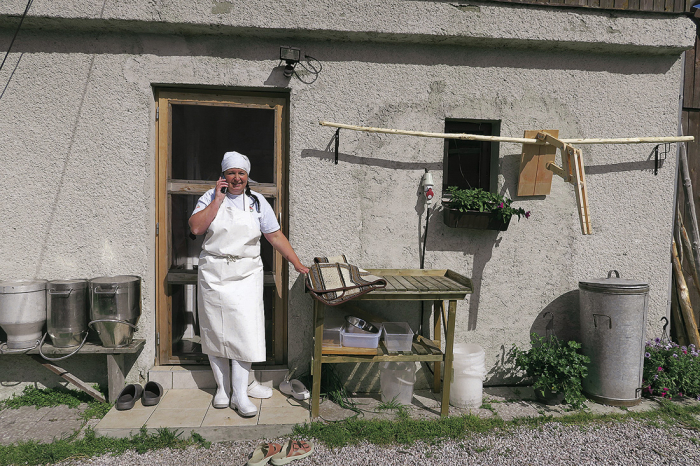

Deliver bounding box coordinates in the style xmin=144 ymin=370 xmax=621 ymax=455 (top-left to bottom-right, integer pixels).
xmin=642 ymin=338 xmax=700 ymax=400
xmin=442 ymin=187 xmax=530 ymax=231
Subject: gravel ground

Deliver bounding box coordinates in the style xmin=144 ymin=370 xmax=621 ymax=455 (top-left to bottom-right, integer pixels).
xmin=56 ymin=418 xmax=700 ymax=466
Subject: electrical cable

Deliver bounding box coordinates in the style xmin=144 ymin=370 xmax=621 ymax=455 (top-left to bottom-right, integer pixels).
xmin=0 ymin=0 xmax=33 ymax=75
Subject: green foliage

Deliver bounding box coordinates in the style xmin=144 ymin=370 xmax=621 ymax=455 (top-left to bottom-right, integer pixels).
xmin=512 ymin=333 xmax=590 ymax=409
xmin=293 ymin=400 xmax=700 ymax=448
xmin=444 ymin=186 xmax=530 ymax=223
xmin=642 ymin=339 xmax=700 ymax=399
xmin=1 ymin=386 xmax=111 ymax=421
xmin=0 ymin=427 xmax=211 ymax=466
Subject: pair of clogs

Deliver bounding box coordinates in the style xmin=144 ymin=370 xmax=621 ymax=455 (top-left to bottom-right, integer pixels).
xmin=115 ymin=381 xmax=163 ymax=410
xmin=247 ymin=439 xmax=314 ymax=466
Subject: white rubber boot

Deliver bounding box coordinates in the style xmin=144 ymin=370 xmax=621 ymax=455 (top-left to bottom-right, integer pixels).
xmin=208 ymin=355 xmax=231 ymax=409
xmin=230 ymin=359 xmax=258 ymax=417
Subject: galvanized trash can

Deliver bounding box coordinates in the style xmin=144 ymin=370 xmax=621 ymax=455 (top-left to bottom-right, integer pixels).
xmin=579 ymin=270 xmax=649 ymax=407
xmin=89 ymin=276 xmax=141 ymax=348
xmin=0 ymin=280 xmax=47 ymax=350
xmin=46 ymin=279 xmax=89 ymax=347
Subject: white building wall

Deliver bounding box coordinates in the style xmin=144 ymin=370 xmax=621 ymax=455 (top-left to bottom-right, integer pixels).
xmin=0 ymin=0 xmax=694 ymax=396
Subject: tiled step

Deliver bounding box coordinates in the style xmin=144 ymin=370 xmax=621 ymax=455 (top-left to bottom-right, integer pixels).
xmin=148 ymin=365 xmax=289 ymax=390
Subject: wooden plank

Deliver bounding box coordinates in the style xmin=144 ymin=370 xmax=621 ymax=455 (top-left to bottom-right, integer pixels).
xmin=168 ymin=180 xmax=277 ymax=197
xmin=653 ymin=0 xmax=664 ymax=10
xmin=693 ymin=40 xmax=700 ymax=110
xmin=445 ymin=269 xmax=475 ymax=291
xmin=433 ymin=276 xmax=466 ymax=291
xmin=441 ymin=300 xmax=458 ymax=417
xmin=381 ymin=276 xmax=401 ymax=291
xmin=628 ymin=0 xmax=640 ymax=8
xmin=365 ymin=268 xmax=447 ymax=276
xmin=25 ymin=340 xmax=146 ymax=355
xmin=393 ymin=275 xmax=419 ymax=291
xmin=358 ymin=291 xmax=469 ymax=301
xmin=107 ymin=354 xmax=125 ymax=403
xmin=311 ymin=299 xmax=323 ymax=418
xmin=421 ymin=276 xmax=452 ymax=291
xmin=684 ymin=46 xmax=696 ymax=109
xmin=413 ymin=276 xmax=442 ymax=291
xmin=403 ymin=276 xmax=431 ymax=291
xmin=571 ymin=149 xmax=592 ymax=235
xmin=322 ymin=345 xmax=377 ymax=355
xmin=156 ymin=95 xmax=169 ymax=365
xmin=30 ymin=356 xmax=107 ymax=403
xmin=433 ymin=300 xmax=443 ymax=393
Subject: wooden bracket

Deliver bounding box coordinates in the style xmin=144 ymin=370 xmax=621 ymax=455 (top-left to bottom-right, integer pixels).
xmin=535 ymin=131 xmax=592 ymax=235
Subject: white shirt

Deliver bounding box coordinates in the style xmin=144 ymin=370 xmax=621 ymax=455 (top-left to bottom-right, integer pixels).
xmin=192 ymin=189 xmax=280 ymax=234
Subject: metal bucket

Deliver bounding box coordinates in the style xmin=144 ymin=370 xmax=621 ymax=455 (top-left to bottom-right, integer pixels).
xmin=89 ymin=275 xmax=141 ymax=348
xmin=0 ymin=280 xmax=47 ymax=349
xmin=579 ymin=270 xmax=649 ymax=407
xmin=47 ymin=279 xmax=88 ymax=347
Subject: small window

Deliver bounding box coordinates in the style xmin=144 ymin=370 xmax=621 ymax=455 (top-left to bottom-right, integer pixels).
xmin=443 ymin=120 xmax=500 ymax=192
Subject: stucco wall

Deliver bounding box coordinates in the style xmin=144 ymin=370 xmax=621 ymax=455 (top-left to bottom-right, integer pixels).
xmin=0 ymin=0 xmax=694 ymax=397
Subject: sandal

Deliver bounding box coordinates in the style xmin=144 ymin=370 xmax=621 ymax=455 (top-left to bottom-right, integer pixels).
xmin=270 ymin=440 xmax=314 ymax=465
xmin=278 ymin=379 xmax=310 ymax=401
xmin=247 ymin=442 xmax=283 ymax=466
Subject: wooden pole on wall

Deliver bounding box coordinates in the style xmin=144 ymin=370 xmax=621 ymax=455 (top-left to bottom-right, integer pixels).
xmin=672 ymin=239 xmax=700 ymax=347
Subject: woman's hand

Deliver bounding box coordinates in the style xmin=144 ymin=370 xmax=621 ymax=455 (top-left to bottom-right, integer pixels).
xmin=214 ymin=177 xmax=228 ymax=203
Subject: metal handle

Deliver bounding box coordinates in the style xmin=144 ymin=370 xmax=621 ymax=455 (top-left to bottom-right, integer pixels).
xmin=48 ymin=289 xmax=72 ymax=297
xmin=93 ymin=286 xmax=118 ymax=295
xmin=593 ymin=314 xmax=612 ymax=329
xmin=607 ymin=270 xmax=620 ymax=278
xmin=38 ymin=331 xmax=88 ymax=362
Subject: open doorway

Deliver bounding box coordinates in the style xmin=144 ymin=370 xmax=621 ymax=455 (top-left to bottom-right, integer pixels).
xmin=155 ymin=89 xmax=288 ymax=365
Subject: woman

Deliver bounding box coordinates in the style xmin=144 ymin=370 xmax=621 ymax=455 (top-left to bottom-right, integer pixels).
xmin=189 ymin=151 xmax=309 ymax=417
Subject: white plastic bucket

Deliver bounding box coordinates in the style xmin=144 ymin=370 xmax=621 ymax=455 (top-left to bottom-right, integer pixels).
xmin=450 ymin=343 xmax=486 ymax=408
xmin=380 ymin=361 xmax=416 ymax=405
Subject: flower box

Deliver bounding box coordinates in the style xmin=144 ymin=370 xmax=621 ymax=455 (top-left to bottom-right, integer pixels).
xmin=443 ymin=208 xmax=511 ymax=231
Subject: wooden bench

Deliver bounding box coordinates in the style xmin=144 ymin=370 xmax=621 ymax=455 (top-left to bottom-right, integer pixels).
xmin=2 ymin=339 xmax=145 ymax=403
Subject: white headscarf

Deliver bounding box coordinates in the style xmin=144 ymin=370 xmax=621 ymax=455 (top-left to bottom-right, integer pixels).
xmin=221 ymin=151 xmax=251 ymax=174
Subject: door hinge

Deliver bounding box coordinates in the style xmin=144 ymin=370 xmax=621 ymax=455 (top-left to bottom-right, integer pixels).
xmin=156 ymin=332 xmax=160 ymax=346
xmin=155 ymin=107 xmax=159 ymax=121
xmin=156 ymin=223 xmax=159 ymax=235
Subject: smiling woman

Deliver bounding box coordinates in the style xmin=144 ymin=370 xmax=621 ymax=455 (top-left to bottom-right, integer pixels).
xmin=188 ymin=150 xmax=309 ymax=418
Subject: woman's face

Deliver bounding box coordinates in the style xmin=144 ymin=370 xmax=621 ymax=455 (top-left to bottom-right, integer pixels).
xmin=223 ymin=168 xmax=248 ymax=195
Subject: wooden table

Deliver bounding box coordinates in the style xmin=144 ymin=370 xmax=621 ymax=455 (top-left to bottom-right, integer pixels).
xmin=2 ymin=339 xmax=145 ymax=403
xmin=311 ymin=269 xmax=473 ymax=418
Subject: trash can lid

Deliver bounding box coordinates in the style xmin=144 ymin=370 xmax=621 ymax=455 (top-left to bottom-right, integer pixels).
xmin=0 ymin=279 xmax=47 ymax=294
xmin=579 ymin=270 xmax=649 ymax=293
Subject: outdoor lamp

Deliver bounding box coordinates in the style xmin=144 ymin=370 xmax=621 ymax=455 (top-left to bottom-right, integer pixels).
xmin=280 ymin=46 xmax=301 ymax=77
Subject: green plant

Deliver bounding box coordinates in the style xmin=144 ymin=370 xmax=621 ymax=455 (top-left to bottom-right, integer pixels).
xmin=444 ymin=186 xmax=530 ymax=223
xmin=512 ymin=333 xmax=590 ymax=409
xmin=643 ymin=339 xmax=700 ymax=399
xmin=0 ymin=386 xmax=111 ymax=421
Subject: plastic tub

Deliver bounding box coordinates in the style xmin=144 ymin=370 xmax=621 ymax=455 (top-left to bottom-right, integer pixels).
xmin=382 ymin=322 xmax=414 ymax=352
xmin=380 ymin=361 xmax=416 ymax=405
xmin=341 ymin=323 xmax=381 ymax=348
xmin=450 ymin=343 xmax=486 ymax=408
xmin=323 ymin=326 xmax=342 ymax=348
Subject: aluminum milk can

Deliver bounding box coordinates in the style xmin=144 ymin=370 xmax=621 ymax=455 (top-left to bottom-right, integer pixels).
xmin=0 ymin=280 xmax=47 ymax=349
xmin=89 ymin=275 xmax=141 ymax=348
xmin=579 ymin=270 xmax=649 ymax=407
xmin=47 ymin=279 xmax=89 ymax=347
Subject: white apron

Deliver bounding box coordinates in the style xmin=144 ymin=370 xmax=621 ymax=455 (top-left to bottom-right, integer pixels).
xmin=197 ymin=194 xmax=266 ymax=362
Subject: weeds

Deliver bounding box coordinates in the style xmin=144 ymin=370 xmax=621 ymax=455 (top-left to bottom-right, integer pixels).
xmin=1 ymin=386 xmax=111 ymax=421
xmin=0 ymin=427 xmax=210 ymax=466
xmin=293 ymin=399 xmax=700 ymax=448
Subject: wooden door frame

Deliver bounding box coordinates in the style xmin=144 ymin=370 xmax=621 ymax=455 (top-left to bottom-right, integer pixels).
xmin=155 ymin=88 xmax=289 ymax=366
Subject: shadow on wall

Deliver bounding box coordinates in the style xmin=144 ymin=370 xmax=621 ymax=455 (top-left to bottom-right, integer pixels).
xmin=486 ymin=290 xmax=580 ymax=385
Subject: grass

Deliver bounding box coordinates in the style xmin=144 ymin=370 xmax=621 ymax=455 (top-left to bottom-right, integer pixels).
xmin=293 ymin=399 xmax=700 ymax=448
xmin=0 ymin=386 xmax=111 ymax=421
xmin=0 ymin=427 xmax=211 ymax=466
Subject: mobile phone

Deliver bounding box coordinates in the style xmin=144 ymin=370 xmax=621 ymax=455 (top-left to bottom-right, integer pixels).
xmin=220 ymin=174 xmax=227 ymax=193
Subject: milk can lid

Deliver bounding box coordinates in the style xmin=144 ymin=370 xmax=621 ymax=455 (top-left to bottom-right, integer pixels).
xmin=579 ymin=270 xmax=650 ymax=293
xmin=0 ymin=279 xmax=47 ymax=294
xmin=89 ymin=275 xmax=140 ymax=286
